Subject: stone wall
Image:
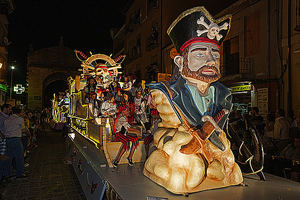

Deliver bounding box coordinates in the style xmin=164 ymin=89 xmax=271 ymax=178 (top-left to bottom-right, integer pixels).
xmin=27 ymin=44 xmax=80 ymax=110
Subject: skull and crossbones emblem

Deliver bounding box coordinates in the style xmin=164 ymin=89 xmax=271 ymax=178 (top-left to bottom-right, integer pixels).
xmin=196 ymin=16 xmax=228 ymax=41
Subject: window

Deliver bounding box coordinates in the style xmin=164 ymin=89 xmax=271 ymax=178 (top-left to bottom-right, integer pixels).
xmin=128 ymin=35 xmax=141 ymax=61
xmin=127 ymin=9 xmax=141 ymax=33
xmin=223 ymin=36 xmax=240 ymax=75
xmin=146 ymin=23 xmax=159 ymax=51
xmin=133 ymin=9 xmax=141 ymax=25
xmin=148 ymin=0 xmax=159 ymax=11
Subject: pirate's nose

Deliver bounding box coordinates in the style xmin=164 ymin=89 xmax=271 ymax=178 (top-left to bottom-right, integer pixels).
xmin=206 ymin=53 xmax=216 ymax=66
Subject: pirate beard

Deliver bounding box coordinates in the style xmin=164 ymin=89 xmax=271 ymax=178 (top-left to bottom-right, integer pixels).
xmin=181 ymin=49 xmax=221 ymax=83
xmin=182 ymin=65 xmax=221 ymax=83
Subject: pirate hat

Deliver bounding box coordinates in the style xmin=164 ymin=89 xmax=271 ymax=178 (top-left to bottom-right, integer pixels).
xmin=167 ymin=7 xmax=231 ymax=53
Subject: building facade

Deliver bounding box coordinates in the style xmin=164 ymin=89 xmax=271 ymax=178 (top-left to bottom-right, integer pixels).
xmin=0 ymin=0 xmax=14 ymax=105
xmin=113 ymin=0 xmax=300 ymax=116
xmin=112 ymin=0 xmax=205 ymax=82
xmin=282 ymin=0 xmax=300 ymax=116
xmin=27 ymin=40 xmax=80 ymax=110
xmin=217 ymin=0 xmax=300 ymax=116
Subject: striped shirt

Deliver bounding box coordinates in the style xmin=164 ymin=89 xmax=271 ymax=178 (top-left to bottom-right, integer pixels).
xmin=0 ymin=112 xmax=9 ymax=135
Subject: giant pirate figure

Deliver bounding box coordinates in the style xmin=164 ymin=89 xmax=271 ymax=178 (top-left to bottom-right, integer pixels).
xmin=143 ymin=7 xmax=243 ymax=194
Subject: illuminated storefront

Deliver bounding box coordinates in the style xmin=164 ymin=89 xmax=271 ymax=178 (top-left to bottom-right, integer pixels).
xmin=0 ymin=83 xmax=7 ymax=105
xmin=230 ymin=81 xmax=254 ymax=114
xmin=230 ymin=81 xmax=270 ymax=117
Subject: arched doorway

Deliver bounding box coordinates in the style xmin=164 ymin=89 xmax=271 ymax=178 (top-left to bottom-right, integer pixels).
xmin=43 ymin=80 xmax=68 ymax=108
xmin=42 ymin=72 xmax=69 ymax=108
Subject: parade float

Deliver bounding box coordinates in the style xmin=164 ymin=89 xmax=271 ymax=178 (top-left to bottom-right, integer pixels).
xmin=67 ymin=51 xmax=147 ymax=168
xmin=51 ymin=92 xmax=69 ymax=130
xmin=51 ymin=6 xmax=300 ymax=200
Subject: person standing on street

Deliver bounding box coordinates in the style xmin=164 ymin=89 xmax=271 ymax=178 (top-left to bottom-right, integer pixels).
xmin=273 ymin=109 xmax=291 ymax=153
xmin=4 ymin=106 xmax=29 ymax=179
xmin=0 ymin=104 xmax=12 ymax=182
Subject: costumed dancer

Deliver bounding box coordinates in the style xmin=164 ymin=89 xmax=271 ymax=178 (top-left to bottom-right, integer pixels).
xmin=112 ymin=107 xmax=140 ymax=167
xmin=88 ymin=92 xmax=102 ymax=118
xmin=122 ymin=76 xmax=132 ymax=91
xmin=144 ymin=117 xmax=161 ymax=158
xmin=117 ymin=91 xmax=135 ymax=123
xmin=100 ymin=93 xmax=117 ymax=133
xmin=146 ymin=89 xmax=160 ymax=126
xmin=134 ymin=89 xmax=148 ymax=133
xmin=84 ymin=76 xmax=97 ymax=104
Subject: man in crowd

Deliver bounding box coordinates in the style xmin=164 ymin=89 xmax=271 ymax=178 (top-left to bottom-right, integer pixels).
xmin=250 ymin=107 xmax=265 ymax=136
xmin=100 ymin=93 xmax=117 ymax=134
xmin=88 ymin=92 xmax=102 ymax=118
xmin=101 ymin=93 xmax=117 ymax=118
xmin=274 ymin=109 xmax=291 ymax=153
xmin=84 ymin=77 xmax=97 ymax=104
xmin=4 ymin=106 xmax=30 ymax=179
xmin=0 ymin=104 xmax=11 ymax=182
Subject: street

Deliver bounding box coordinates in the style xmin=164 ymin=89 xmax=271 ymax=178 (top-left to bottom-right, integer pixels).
xmin=0 ymin=128 xmax=86 ymax=200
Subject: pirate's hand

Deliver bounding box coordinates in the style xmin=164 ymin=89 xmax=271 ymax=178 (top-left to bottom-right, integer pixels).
xmin=180 ymin=128 xmax=204 ymax=155
xmin=201 ymin=121 xmax=216 ymax=139
xmin=180 ymin=137 xmax=201 ymax=155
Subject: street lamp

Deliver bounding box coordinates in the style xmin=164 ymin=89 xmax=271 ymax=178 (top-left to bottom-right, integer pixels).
xmin=10 ymin=66 xmax=15 ymax=99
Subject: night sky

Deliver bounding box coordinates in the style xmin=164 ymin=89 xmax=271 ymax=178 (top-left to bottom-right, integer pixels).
xmin=7 ymin=0 xmax=126 ymax=83
xmin=6 ymin=0 xmax=240 ymax=85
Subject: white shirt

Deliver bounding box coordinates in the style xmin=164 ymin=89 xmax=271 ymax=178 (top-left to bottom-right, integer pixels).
xmin=134 ymin=97 xmax=145 ymax=115
xmin=115 ymin=115 xmax=131 ymax=133
xmin=274 ymin=116 xmax=290 ymax=140
xmin=186 ymin=84 xmax=215 ymax=115
xmin=101 ymin=101 xmax=117 ymax=117
xmin=4 ymin=114 xmax=25 ymax=138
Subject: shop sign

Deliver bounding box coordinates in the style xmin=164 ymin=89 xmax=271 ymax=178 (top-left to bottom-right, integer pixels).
xmin=231 ymin=84 xmax=251 ymax=93
xmin=14 ymin=84 xmax=25 ymax=94
xmin=0 ymin=83 xmax=7 ymax=92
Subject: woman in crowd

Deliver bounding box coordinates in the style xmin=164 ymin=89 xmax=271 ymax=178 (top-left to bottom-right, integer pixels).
xmin=84 ymin=76 xmax=97 ymax=104
xmin=117 ymin=91 xmax=135 ymax=123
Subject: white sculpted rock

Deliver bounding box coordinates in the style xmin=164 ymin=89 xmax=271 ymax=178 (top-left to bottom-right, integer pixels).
xmin=143 ymin=89 xmax=243 ymax=194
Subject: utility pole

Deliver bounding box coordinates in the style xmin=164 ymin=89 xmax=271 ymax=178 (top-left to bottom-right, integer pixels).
xmin=10 ymin=66 xmax=15 ymax=99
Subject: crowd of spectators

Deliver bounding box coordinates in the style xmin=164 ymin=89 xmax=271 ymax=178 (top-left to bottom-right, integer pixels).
xmin=0 ymin=104 xmax=41 ymax=188
xmin=230 ymin=107 xmax=300 ymax=181
xmin=262 ymin=109 xmax=300 ymax=180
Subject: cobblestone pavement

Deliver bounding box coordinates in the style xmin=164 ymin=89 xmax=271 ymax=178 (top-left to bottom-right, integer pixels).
xmin=0 ymin=129 xmax=86 ymax=200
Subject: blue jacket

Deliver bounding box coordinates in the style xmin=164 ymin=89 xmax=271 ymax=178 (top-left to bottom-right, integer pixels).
xmin=148 ymin=75 xmax=232 ymax=130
